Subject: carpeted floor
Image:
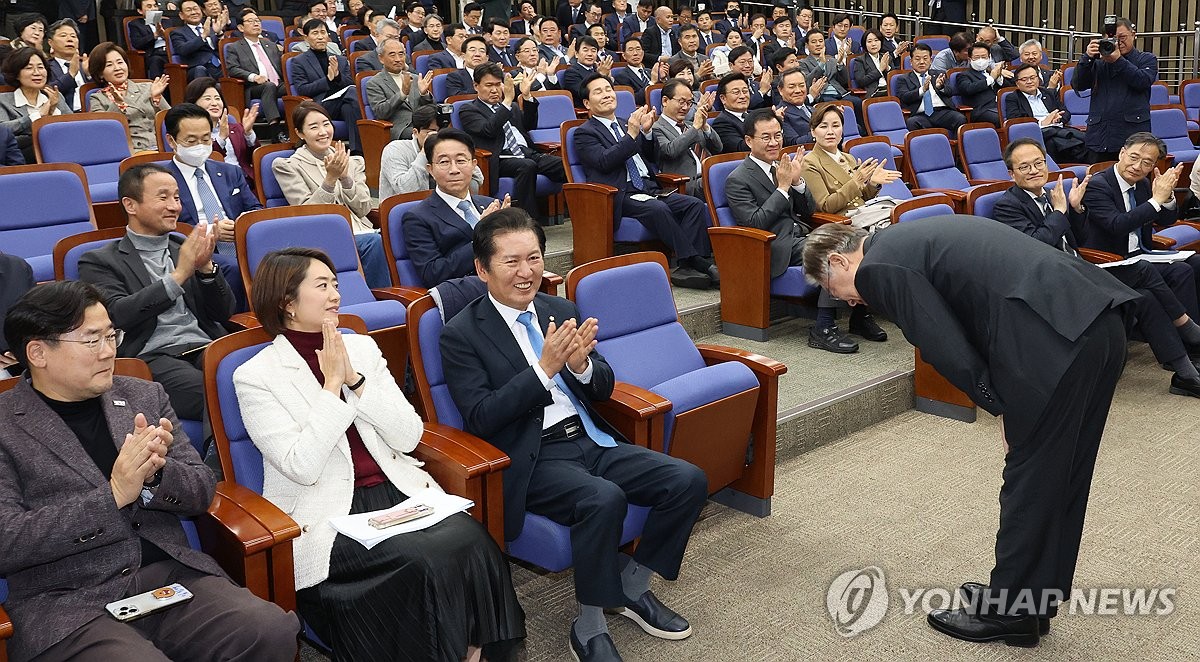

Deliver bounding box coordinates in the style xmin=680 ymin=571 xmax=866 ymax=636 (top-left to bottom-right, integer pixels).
xmin=302 ymin=342 xmax=1197 ymax=661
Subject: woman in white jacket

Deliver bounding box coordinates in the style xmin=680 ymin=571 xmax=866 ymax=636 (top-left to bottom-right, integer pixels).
xmin=233 ymin=247 xmax=524 ymax=662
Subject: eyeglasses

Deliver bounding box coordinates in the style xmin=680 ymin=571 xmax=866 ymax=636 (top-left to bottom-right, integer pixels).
xmin=1013 ymin=158 xmax=1046 ymax=174
xmin=1015 ymin=76 xmax=1039 ymax=83
xmin=669 ymin=96 xmax=693 ymax=106
xmin=755 ymin=132 xmax=784 ymax=144
xmin=433 ymin=157 xmax=473 ymax=169
xmin=55 ymin=329 xmax=124 ymax=354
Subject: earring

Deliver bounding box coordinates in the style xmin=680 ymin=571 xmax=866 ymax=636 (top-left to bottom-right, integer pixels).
xmin=288 ymin=310 xmax=295 ymax=319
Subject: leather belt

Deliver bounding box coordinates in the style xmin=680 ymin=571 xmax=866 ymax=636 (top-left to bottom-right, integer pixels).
xmin=541 ymin=415 xmax=586 ymax=442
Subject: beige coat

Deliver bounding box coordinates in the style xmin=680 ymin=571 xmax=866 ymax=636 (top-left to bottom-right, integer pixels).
xmin=89 ymin=81 xmax=170 ymax=152
xmin=271 ymin=145 xmax=374 ymax=232
xmin=801 ymin=146 xmax=879 ymax=215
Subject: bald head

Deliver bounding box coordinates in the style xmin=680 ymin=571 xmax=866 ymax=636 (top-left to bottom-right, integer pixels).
xmin=654 ymin=6 xmax=672 ymax=29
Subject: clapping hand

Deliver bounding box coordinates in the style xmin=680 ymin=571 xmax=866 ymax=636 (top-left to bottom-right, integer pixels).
xmin=150 ymin=74 xmax=170 ymax=99
xmin=539 ymin=317 xmax=579 ymax=376
xmin=1048 ymin=176 xmax=1068 ymax=213
xmin=774 ymin=149 xmax=804 ymax=188
xmin=1151 ymin=165 xmax=1182 ymax=204
xmin=693 ymin=90 xmax=715 ymax=128
xmin=1068 ymin=174 xmax=1091 ymax=210
xmin=322 ymin=141 xmax=350 ymax=185
xmin=218 ymin=109 xmax=231 ymax=142
xmin=110 ymin=413 xmax=169 ymax=508
xmin=417 ymin=70 xmax=433 ymax=96
xmin=1040 ymin=108 xmax=1064 ymax=127
xmin=480 ymin=194 xmax=512 ymax=217
xmin=852 ymin=158 xmax=880 ymax=186
xmin=172 ymin=221 xmax=217 ymax=286
xmin=567 ymin=317 xmax=598 ymax=373
xmin=598 ymin=54 xmax=613 ymax=76
xmin=327 ymin=55 xmax=339 ymax=81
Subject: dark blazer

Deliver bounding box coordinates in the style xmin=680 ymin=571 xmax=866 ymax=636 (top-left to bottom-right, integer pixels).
xmin=401 ymin=191 xmax=497 ymax=287
xmin=440 ymin=292 xmax=618 ymax=540
xmin=536 ymin=43 xmax=571 ymax=67
xmin=0 ymin=124 xmax=23 ymax=165
xmin=444 ymin=68 xmax=477 ymax=98
xmin=289 ymin=49 xmax=353 ymax=101
xmin=0 ymin=252 xmax=34 ymax=354
xmin=1071 ymin=48 xmax=1157 ymax=152
xmin=574 ymin=115 xmax=661 ymax=223
xmin=170 ymin=23 xmax=222 ymax=69
xmin=47 ymin=57 xmax=87 ymax=111
xmin=77 ymin=235 xmax=235 ymax=358
xmin=954 ymin=67 xmax=1002 ymax=113
xmin=640 ymin=24 xmax=679 ymax=61
xmin=459 ymin=96 xmax=540 ymax=193
xmin=603 ymin=13 xmax=629 ymax=43
xmin=852 ymin=53 xmax=890 ymax=95
xmin=489 ymin=44 xmax=517 ymax=67
xmin=854 ymin=216 xmax=1138 ymax=420
xmin=163 ymin=159 xmax=262 ymax=226
xmin=560 ymin=61 xmax=599 ymax=98
xmin=0 ymin=376 xmax=222 ymax=661
xmin=556 ymin=3 xmax=585 ymax=31
xmin=620 ymin=14 xmax=648 ymax=43
xmin=780 ymin=102 xmax=813 ymax=146
xmin=508 ymin=20 xmax=533 ymax=37
xmin=612 ymin=65 xmax=651 ymax=103
xmin=725 ymin=155 xmax=813 ymax=277
xmin=711 ymin=109 xmax=747 ymax=154
xmin=1003 ymin=86 xmax=1071 ymax=125
xmin=893 ymin=69 xmax=954 ymax=115
xmin=1081 ymin=166 xmax=1179 ymax=257
xmin=427 ymin=49 xmax=460 ymax=71
xmin=351 ymin=35 xmax=376 ymax=53
xmin=128 ymin=17 xmax=162 ymax=52
xmin=992 ymin=185 xmax=1087 ymax=250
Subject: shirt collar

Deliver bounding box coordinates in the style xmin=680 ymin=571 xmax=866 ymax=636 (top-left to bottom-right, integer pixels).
xmin=174 ymin=157 xmax=199 ymax=179
xmin=748 ymin=154 xmax=774 ymax=180
xmin=488 ymin=292 xmax=535 ymax=329
xmin=435 ymin=186 xmax=472 ymax=212
xmin=13 ymin=90 xmax=46 ymax=109
xmin=1114 ymin=170 xmax=1137 ymax=193
xmin=126 ymin=228 xmax=170 ymax=252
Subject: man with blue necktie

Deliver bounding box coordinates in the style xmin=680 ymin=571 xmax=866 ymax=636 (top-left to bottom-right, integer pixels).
xmin=441 ymin=208 xmax=708 ymax=662
xmin=893 ymin=42 xmax=964 ymax=132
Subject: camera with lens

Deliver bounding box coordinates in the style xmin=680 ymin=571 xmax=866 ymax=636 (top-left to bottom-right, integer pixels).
xmin=436 ymin=104 xmax=453 ymax=129
xmin=1098 ymin=14 xmax=1118 ymax=56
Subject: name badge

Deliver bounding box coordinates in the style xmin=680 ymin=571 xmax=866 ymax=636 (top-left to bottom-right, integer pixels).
xmin=113 ymin=399 xmax=127 ymax=407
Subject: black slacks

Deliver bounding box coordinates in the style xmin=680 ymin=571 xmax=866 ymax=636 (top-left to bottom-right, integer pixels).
xmin=905 ymin=107 xmax=965 ymax=133
xmin=986 ymin=310 xmax=1126 ymax=617
xmin=619 ymin=189 xmax=711 ymax=260
xmin=144 ymin=345 xmax=207 ymax=421
xmin=1109 ymin=261 xmax=1189 ymax=364
xmin=1152 ymin=257 xmax=1200 ymax=321
xmin=497 ymin=152 xmax=566 ymax=219
xmin=523 ymin=436 xmax=708 ymax=607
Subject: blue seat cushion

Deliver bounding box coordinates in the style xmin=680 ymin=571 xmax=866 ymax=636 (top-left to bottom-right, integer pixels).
xmin=1157 ymin=224 xmax=1200 ymax=248
xmin=614 ymin=217 xmax=654 ymax=243
xmin=651 ymin=361 xmax=759 ymax=448
xmin=770 ymin=266 xmax=818 ymax=298
xmin=506 ymin=506 xmax=650 ymax=572
xmin=25 ymin=254 xmax=53 ymax=282
xmin=89 ymin=181 xmax=120 ymax=203
xmin=340 ymin=300 xmax=406 ymax=331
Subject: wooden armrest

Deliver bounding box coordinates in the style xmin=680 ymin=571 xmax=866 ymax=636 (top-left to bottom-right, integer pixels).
xmin=911 ymin=188 xmax=967 ymax=201
xmin=593 ymin=382 xmax=672 ymax=452
xmin=533 ymin=141 xmax=561 ymax=153
xmin=1048 ymin=169 xmax=1077 ymax=180
xmin=228 ymin=312 xmax=260 ymax=330
xmin=1078 ymin=247 xmax=1123 ymax=264
xmin=0 ymin=603 xmax=11 ymax=642
xmin=210 ymin=481 xmax=302 ymax=553
xmin=371 ymin=286 xmax=427 ymax=306
xmin=655 ymin=173 xmax=690 ymax=194
xmin=561 ymin=182 xmax=621 ymax=264
xmin=707 ymin=224 xmax=775 ymax=244
xmin=967 ymin=178 xmax=1007 ymax=186
xmin=541 ymin=270 xmax=563 ymax=294
xmin=1151 ymin=234 xmax=1178 ymax=250
xmin=695 ymin=343 xmax=788 ymax=378
xmin=563 ymin=181 xmax=619 ymax=197
xmin=812 ymin=212 xmax=851 ymax=225
xmin=574 ymin=108 xmax=589 ymax=118
xmin=413 ymin=423 xmax=510 ymax=478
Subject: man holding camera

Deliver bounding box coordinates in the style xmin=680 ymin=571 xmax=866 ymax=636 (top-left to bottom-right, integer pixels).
xmin=1073 ymin=17 xmax=1158 ymax=162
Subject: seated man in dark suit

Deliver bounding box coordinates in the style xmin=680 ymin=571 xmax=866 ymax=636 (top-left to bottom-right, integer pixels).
xmin=445 ymin=34 xmax=491 ymax=98
xmin=992 ymin=138 xmax=1200 ymax=397
xmin=170 ymin=0 xmax=223 ymax=80
xmin=440 ymin=209 xmax=708 ymax=662
xmin=512 ymin=37 xmax=562 ymax=92
xmin=776 ymin=67 xmax=816 ymax=146
xmin=460 ymin=63 xmax=567 ymax=224
xmin=0 ymin=252 xmax=35 ymax=377
xmin=760 ymin=16 xmax=794 ymax=71
xmin=427 ymin=22 xmax=468 ymax=70
xmin=711 ymin=72 xmax=752 ymax=153
xmin=612 ymin=37 xmax=655 ymax=104
xmin=953 ymin=41 xmax=1014 ymax=127
xmin=1005 ymin=63 xmax=1091 ymax=164
xmin=604 ymin=0 xmax=634 ymax=43
xmin=535 ymin=18 xmax=572 ymax=67
xmin=560 ymin=35 xmax=612 ymax=102
xmin=893 ymin=42 xmax=965 ymax=132
xmin=128 ymin=0 xmax=172 ymax=79
xmin=568 ymin=2 xmax=604 ymax=41
xmin=289 ymin=19 xmax=362 ymax=152
xmin=725 ymin=108 xmax=876 ymax=353
xmin=486 ymin=18 xmax=517 ymax=66
xmin=1082 ymin=133 xmax=1200 ymax=316
xmin=0 ymin=124 xmax=24 ymax=166
xmin=1017 ymin=40 xmax=1062 ymax=90
xmin=555 ymin=0 xmax=586 ymax=33
xmin=0 ymin=280 xmax=299 ymax=662
xmin=402 ymin=129 xmax=504 ymax=287
xmin=725 ymin=46 xmax=775 ymax=110
xmin=575 ymin=73 xmax=718 ymax=289
xmin=621 ymin=0 xmax=654 ymax=43
xmin=78 ymin=165 xmax=235 ymax=423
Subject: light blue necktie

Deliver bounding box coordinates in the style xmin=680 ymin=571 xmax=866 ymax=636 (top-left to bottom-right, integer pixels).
xmin=516 ymin=311 xmax=617 ymax=447
xmin=457 ymin=199 xmax=480 ymax=227
xmin=921 ymin=74 xmax=934 ymax=116
xmin=194 ymin=168 xmax=225 ymax=222
xmin=609 ymin=121 xmax=645 ymax=191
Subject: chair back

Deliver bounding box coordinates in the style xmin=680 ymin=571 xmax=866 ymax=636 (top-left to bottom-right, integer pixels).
xmin=1004 ymin=118 xmax=1066 ymax=171
xmin=996 ymin=86 xmax=1017 ymax=125
xmin=527 ymin=91 xmax=576 ymax=143
xmin=891 ymin=193 xmax=956 ymax=223
xmin=282 ymin=52 xmax=303 ymax=96
xmin=155 ymin=108 xmax=172 ymax=152
xmin=915 ymin=34 xmax=950 ymax=51
xmin=614 ymin=86 xmax=635 ymax=118
xmin=1181 ymin=78 xmax=1200 ymax=121
xmin=827 ymin=99 xmax=860 ymax=142
xmin=1150 ymin=107 xmax=1198 ymax=161
xmin=862 ymin=96 xmax=907 ymax=147
xmin=560 ymin=118 xmax=589 ymax=183
xmin=964 ymin=181 xmax=1013 ymax=218
xmin=701 ymin=152 xmax=748 ymax=227
xmin=1061 ymin=88 xmax=1090 ymax=127
xmin=844 ymin=137 xmax=910 ymax=200
xmin=647 ymin=84 xmax=664 ymax=114
xmin=448 ymin=96 xmax=474 ymax=129
xmin=886 ymin=69 xmax=911 ymax=98
xmin=430 ymin=68 xmax=455 ymax=102
xmin=413 ymin=50 xmax=436 ymax=75
xmin=944 ymin=68 xmax=969 ymax=108
xmin=357 ymin=71 xmax=375 ymax=119
xmin=32 ymin=114 xmax=133 ymax=203
xmin=957 ymin=123 xmax=1009 ymax=181
xmin=1150 ymin=82 xmax=1171 ymax=107
xmin=260 ymin=16 xmax=286 ymax=42
xmin=406 ymin=295 xmax=465 ymax=430
xmin=904 ymin=128 xmax=969 ymax=189
xmin=379 ymin=191 xmax=431 ymax=287
xmin=253 ymin=143 xmax=297 ymax=207
xmin=0 ymin=163 xmax=96 ymax=281
xmin=53 ymin=226 xmax=125 ymax=281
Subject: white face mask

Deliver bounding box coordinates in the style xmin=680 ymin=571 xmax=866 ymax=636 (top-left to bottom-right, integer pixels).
xmin=970 ymin=58 xmax=992 ymax=72
xmin=175 ymin=143 xmax=213 ymax=167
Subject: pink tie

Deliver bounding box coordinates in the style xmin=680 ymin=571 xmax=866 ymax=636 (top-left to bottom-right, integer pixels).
xmin=251 ymin=41 xmax=279 ymax=86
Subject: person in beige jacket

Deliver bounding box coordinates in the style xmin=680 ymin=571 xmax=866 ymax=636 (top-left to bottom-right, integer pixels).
xmin=270 ymin=100 xmax=392 ymax=287
xmin=800 ymin=102 xmax=901 ymax=216
xmin=233 ymin=247 xmax=525 ymax=662
xmin=87 ymin=42 xmax=170 ymax=153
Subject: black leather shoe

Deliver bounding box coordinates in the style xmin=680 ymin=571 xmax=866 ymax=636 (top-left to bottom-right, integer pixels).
xmin=569 ymin=621 xmax=623 ymax=662
xmin=705 ymin=263 xmax=720 ymax=286
xmin=670 ymin=266 xmax=710 ymax=290
xmin=619 ymin=590 xmax=692 ymax=640
xmin=808 ymin=325 xmax=859 ymax=353
xmin=1169 ymin=374 xmax=1200 ymax=398
xmin=848 ymin=313 xmax=888 ymax=341
xmin=959 ymin=583 xmax=1050 ymax=635
xmin=928 ymin=607 xmax=1040 ymax=647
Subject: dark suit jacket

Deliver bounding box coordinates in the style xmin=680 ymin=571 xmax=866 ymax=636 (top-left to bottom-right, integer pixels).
xmin=1081 ymin=166 xmax=1179 ymax=257
xmin=351 ymin=35 xmax=376 ymax=53
xmin=711 ymin=109 xmax=747 ymax=154
xmin=725 ymin=155 xmax=813 ymax=277
xmin=489 ymin=44 xmax=517 ymax=67
xmin=0 ymin=376 xmax=222 ymax=661
xmin=459 ymin=96 xmax=540 ymax=193
xmin=556 ymin=4 xmax=586 ymax=31
xmin=1071 ymin=48 xmax=1157 ymax=152
xmin=401 ymin=191 xmax=497 ymax=287
xmin=427 ymin=50 xmax=459 ymax=71
xmin=508 ymin=20 xmax=533 ymax=36
xmin=163 ymin=159 xmax=262 ymax=226
xmin=0 ymin=252 xmax=34 ymax=354
xmin=560 ymin=61 xmax=599 ymax=98
xmin=574 ymin=115 xmax=661 ymax=224
xmin=440 ymin=292 xmax=619 ymax=540
xmin=612 ymin=65 xmax=651 ymax=104
xmin=852 ymin=53 xmax=890 ymax=94
xmin=893 ymin=70 xmax=955 ymax=114
xmin=445 ymin=68 xmax=477 ymax=98
xmin=1003 ymin=87 xmax=1071 ymax=125
xmin=0 ymin=124 xmax=23 ymax=165
xmin=170 ymin=23 xmax=221 ymax=69
xmin=289 ymin=49 xmax=353 ymax=101
xmin=77 ymin=235 xmax=235 ymax=358
xmin=954 ymin=67 xmax=1002 ymax=113
xmin=781 ymin=102 xmax=813 ymax=146
xmin=857 ymin=216 xmax=1137 ymax=420
xmin=640 ymin=24 xmax=679 ymax=61
xmin=603 ymin=13 xmax=629 ymax=43
xmin=47 ymin=58 xmax=87 ymax=111
xmin=992 ymin=185 xmax=1087 ymax=250
xmin=129 ymin=16 xmax=173 ymax=52
xmin=620 ymin=14 xmax=648 ymax=42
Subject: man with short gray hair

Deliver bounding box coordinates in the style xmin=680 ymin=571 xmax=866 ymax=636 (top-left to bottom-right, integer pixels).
xmin=355 ymin=17 xmax=402 ymax=73
xmin=1017 ymin=39 xmax=1062 ymax=89
xmin=366 ymin=35 xmax=434 ymax=138
xmin=803 ymin=216 xmax=1137 ymax=647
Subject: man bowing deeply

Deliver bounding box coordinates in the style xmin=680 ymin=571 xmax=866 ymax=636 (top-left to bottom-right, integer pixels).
xmin=802 ymin=218 xmax=1137 ymax=647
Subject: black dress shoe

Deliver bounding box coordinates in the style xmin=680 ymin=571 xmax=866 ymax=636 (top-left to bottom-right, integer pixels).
xmin=1169 ymin=374 xmax=1200 ymax=398
xmin=928 ymin=607 xmax=1040 ymax=647
xmin=808 ymin=325 xmax=859 ymax=353
xmin=705 ymin=263 xmax=720 ymax=286
xmin=569 ymin=621 xmax=623 ymax=662
xmin=670 ymin=266 xmax=710 ymax=290
xmin=619 ymin=590 xmax=692 ymax=640
xmin=848 ymin=313 xmax=887 ymax=341
xmin=959 ymin=583 xmax=1050 ymax=635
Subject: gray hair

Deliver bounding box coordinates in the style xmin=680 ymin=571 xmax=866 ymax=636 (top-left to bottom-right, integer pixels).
xmin=1123 ymin=131 xmax=1166 ymax=159
xmin=48 ymin=18 xmax=79 ymax=37
xmin=376 ymin=35 xmax=404 ymax=56
xmin=1019 ymin=39 xmax=1042 ymax=51
xmin=375 ymin=16 xmax=400 ymax=31
xmin=801 ymin=224 xmax=869 ymax=285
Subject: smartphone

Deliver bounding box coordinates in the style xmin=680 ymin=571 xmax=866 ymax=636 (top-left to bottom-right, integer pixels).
xmin=368 ymin=504 xmax=434 ymax=529
xmin=106 ymin=583 xmax=194 ymax=622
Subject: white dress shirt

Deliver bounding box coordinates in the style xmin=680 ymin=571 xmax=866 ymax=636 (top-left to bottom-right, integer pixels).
xmin=174 ymin=158 xmax=229 ymax=221
xmin=1115 ymin=171 xmax=1175 ymax=253
xmin=435 ymin=186 xmax=474 ymax=220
